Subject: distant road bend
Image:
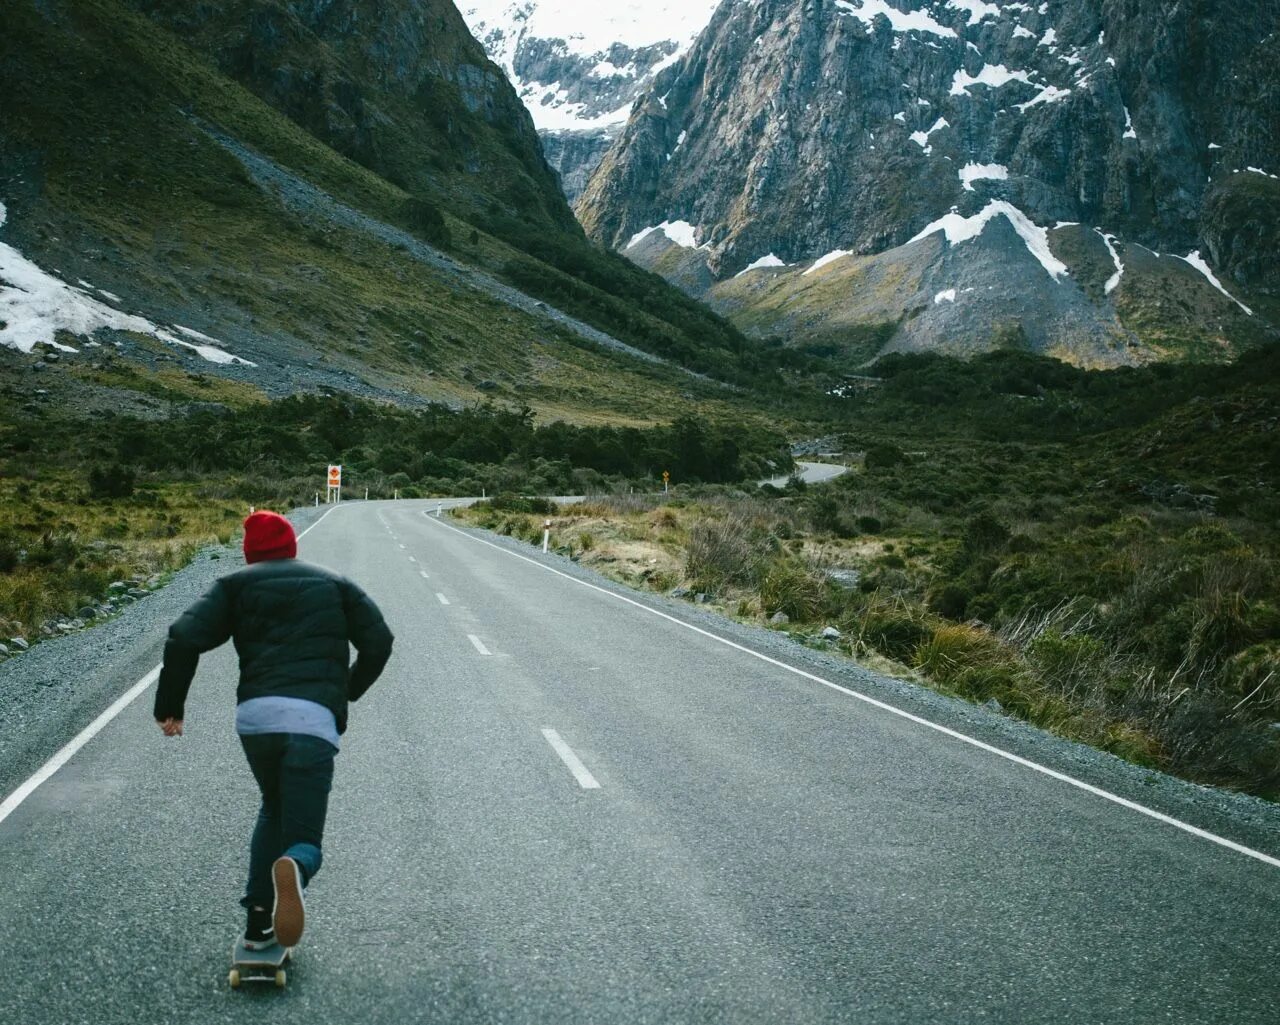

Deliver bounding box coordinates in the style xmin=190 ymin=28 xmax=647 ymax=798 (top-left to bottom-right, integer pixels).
xmin=0 ymin=498 xmax=1278 ymax=1024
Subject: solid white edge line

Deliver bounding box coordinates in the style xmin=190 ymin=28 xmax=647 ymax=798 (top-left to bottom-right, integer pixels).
xmin=0 ymin=667 xmax=161 ymax=826
xmin=426 ymin=512 xmax=1280 ymax=870
xmin=0 ymin=504 xmax=341 ymax=829
xmin=468 ymin=634 xmax=492 ymax=656
xmin=541 ymin=728 xmax=601 ymax=789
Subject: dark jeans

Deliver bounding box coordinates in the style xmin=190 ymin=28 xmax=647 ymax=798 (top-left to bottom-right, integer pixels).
xmin=239 ymin=733 xmax=336 ymax=910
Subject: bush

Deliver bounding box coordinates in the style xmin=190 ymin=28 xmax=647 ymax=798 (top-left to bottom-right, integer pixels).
xmin=864 ymin=443 xmax=905 ymax=470
xmin=88 ymin=464 xmax=135 ymax=499
xmin=758 ymin=561 xmax=827 ymax=621
xmin=853 ymin=602 xmax=931 ymax=661
xmin=928 ymin=582 xmax=971 ymax=620
xmin=685 ymin=514 xmax=757 ymax=592
xmin=913 ymin=623 xmax=1009 ymax=684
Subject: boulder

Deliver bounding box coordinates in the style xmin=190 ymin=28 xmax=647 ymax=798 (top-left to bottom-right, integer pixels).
xmin=769 ymin=611 xmax=790 ymax=625
xmin=821 ymin=626 xmax=842 ymax=640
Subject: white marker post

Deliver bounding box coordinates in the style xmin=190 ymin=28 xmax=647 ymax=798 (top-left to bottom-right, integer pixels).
xmin=365 ymin=488 xmax=369 ymax=501
xmin=542 ymin=519 xmax=551 ymax=553
xmin=436 ymin=503 xmax=443 ymax=518
xmin=314 ymin=492 xmax=319 ymax=507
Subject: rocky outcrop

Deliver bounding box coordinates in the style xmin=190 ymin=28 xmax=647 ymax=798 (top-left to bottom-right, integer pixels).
xmin=126 ymin=0 xmax=576 ymax=233
xmin=579 ymin=0 xmax=1280 ymax=362
xmin=460 ymin=1 xmax=720 ymax=201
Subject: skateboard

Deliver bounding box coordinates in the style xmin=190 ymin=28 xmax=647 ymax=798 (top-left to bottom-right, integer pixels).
xmin=229 ymin=938 xmax=293 ymax=989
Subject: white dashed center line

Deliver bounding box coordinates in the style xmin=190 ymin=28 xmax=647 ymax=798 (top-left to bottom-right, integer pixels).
xmin=436 ymin=593 xmax=450 ymax=606
xmin=541 ymin=729 xmax=601 ymax=789
xmin=419 ymin=570 xmax=430 ymax=580
xmin=467 ymin=634 xmax=492 ymax=656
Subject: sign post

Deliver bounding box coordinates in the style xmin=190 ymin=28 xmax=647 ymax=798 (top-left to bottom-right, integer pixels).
xmin=662 ymin=470 xmax=670 ymax=494
xmin=326 ymin=465 xmax=342 ymax=504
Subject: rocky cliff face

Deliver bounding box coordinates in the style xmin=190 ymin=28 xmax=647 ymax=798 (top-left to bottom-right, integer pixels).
xmin=459 ymin=1 xmax=720 ymax=201
xmin=125 ymin=0 xmax=576 ymax=233
xmin=579 ymin=0 xmax=1280 ymax=364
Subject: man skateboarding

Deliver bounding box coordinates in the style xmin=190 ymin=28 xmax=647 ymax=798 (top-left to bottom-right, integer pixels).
xmin=154 ymin=510 xmax=394 ymax=951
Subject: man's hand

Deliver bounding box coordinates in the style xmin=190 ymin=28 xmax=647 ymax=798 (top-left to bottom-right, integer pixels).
xmin=157 ymin=717 xmax=184 ymax=737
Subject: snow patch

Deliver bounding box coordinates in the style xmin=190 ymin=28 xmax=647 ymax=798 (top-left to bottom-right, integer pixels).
xmin=1016 ymin=85 xmax=1071 ymax=111
xmin=735 ymin=254 xmax=787 ymax=278
xmin=1179 ymin=251 xmax=1253 ymax=315
xmin=0 ymin=201 xmax=254 ymax=364
xmin=1012 ymin=25 xmax=1034 ymax=38
xmin=910 ymin=116 xmax=950 ymax=152
xmin=803 ymin=250 xmax=853 ymax=276
xmin=934 ymin=289 xmax=957 ymax=303
xmin=1208 ymin=142 xmax=1222 ymax=150
xmin=1122 ymin=106 xmax=1137 ymax=140
xmin=959 ymin=162 xmax=1009 ymax=191
xmin=626 ymin=220 xmax=702 ymax=250
xmin=907 ymin=200 xmax=1070 ymax=280
xmin=1094 ymin=229 xmax=1124 ymax=294
xmin=950 ymin=65 xmax=1034 ymax=96
xmin=1039 ymin=28 xmax=1056 ymax=46
xmin=834 ymin=0 xmax=956 ymax=38
xmin=947 ymin=0 xmax=1000 ymax=23
xmin=461 ymin=1 xmax=719 ymax=61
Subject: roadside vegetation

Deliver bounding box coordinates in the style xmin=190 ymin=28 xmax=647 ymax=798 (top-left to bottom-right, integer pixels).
xmin=458 ymin=346 xmax=1280 ymax=798
xmin=0 ymin=394 xmax=788 ymax=646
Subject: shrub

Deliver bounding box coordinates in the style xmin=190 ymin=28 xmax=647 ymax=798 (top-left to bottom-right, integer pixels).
xmin=864 ymin=443 xmax=905 ymax=470
xmin=913 ymin=623 xmax=1008 ymax=684
xmin=758 ymin=561 xmax=827 ymax=621
xmin=928 ymin=582 xmax=971 ymax=620
xmin=88 ymin=464 xmax=135 ymax=499
xmin=853 ymin=601 xmax=931 ymax=661
xmin=684 ymin=514 xmax=758 ymax=592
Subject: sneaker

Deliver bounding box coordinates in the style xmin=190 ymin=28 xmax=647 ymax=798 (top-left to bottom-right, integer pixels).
xmin=243 ymin=905 xmax=275 ymax=950
xmin=271 ymin=856 xmax=305 ymax=947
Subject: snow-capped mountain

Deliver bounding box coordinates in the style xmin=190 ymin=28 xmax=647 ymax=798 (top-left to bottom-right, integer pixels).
xmin=460 ymin=1 xmax=720 ymax=199
xmin=578 ymin=0 xmax=1280 ymax=365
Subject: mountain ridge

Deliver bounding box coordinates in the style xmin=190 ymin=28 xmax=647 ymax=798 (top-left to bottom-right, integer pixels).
xmin=577 ymin=0 xmax=1280 ymax=365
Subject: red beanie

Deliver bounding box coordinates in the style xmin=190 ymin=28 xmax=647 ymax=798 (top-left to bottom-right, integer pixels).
xmin=243 ymin=511 xmax=297 ymax=564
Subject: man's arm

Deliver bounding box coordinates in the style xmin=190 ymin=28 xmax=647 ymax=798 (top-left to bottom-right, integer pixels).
xmin=154 ymin=580 xmax=234 ymax=725
xmin=341 ymin=579 xmax=394 ymax=702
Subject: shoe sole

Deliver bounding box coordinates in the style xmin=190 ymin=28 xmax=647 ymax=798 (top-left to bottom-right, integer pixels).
xmin=272 ymin=857 xmax=305 ymax=947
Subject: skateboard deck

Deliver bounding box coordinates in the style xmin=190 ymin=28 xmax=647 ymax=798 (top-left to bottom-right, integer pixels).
xmin=229 ymin=938 xmax=292 ymax=988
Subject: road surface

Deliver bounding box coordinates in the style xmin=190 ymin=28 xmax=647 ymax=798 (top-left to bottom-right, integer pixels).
xmin=762 ymin=460 xmax=849 ymax=488
xmin=0 ymin=500 xmax=1277 ymax=1024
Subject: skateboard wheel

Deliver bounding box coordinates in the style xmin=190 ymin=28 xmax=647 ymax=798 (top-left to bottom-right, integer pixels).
xmin=228 ymin=969 xmax=241 ymax=988
xmin=275 ymin=969 xmax=287 ymax=988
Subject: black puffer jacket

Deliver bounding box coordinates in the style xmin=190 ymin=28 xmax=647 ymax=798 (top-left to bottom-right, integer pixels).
xmin=154 ymin=559 xmax=393 ymax=733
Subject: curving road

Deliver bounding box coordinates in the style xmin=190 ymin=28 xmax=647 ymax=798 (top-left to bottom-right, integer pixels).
xmin=1 ymin=499 xmax=1278 ymax=1024
xmin=762 ymin=460 xmax=849 ymax=489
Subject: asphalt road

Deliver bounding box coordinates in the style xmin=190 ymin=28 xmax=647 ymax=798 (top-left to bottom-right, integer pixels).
xmin=1 ymin=500 xmax=1278 ymax=1024
xmin=763 ymin=460 xmax=849 ymax=488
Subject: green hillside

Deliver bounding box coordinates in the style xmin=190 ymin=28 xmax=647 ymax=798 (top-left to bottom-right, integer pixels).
xmin=0 ymin=0 xmax=817 ymax=418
